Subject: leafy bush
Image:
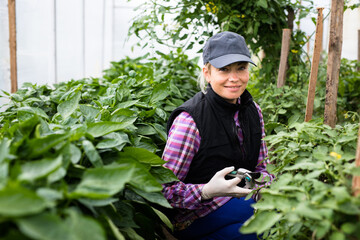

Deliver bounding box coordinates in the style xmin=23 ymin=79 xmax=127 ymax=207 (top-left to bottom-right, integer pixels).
xmin=248 ymin=56 xmax=360 ymax=135
xmin=129 ymin=0 xmax=313 ymax=78
xmin=336 ymin=59 xmax=360 ymax=120
xmin=0 ymin=51 xmax=200 ymax=240
xmin=241 ymin=120 xmax=360 ymax=239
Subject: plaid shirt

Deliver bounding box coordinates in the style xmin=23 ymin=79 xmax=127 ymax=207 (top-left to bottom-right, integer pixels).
xmin=162 ymin=101 xmax=273 ymax=228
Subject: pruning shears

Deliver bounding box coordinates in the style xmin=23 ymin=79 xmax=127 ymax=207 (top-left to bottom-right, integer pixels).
xmin=226 ymin=168 xmax=266 ymax=189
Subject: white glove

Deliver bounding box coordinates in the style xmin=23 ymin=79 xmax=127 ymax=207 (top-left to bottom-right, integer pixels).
xmin=201 ymin=166 xmax=252 ymax=200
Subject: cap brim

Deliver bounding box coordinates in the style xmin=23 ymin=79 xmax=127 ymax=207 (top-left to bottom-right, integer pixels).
xmin=209 ymin=54 xmax=256 ymax=68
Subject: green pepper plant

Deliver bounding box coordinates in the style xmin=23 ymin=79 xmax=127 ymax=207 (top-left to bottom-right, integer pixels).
xmin=0 ymin=50 xmax=199 ymax=240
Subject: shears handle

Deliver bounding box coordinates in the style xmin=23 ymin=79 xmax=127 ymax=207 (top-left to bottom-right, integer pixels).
xmin=226 ymin=170 xmax=266 ymax=185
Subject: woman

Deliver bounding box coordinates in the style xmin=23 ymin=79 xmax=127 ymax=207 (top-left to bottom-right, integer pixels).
xmin=162 ymin=31 xmax=273 ymax=240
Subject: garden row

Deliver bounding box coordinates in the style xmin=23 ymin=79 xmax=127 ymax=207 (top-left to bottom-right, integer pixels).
xmin=0 ymin=51 xmax=198 ymax=240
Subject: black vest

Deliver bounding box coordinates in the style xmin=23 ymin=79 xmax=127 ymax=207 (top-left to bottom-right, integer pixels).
xmin=167 ymin=86 xmax=262 ymax=184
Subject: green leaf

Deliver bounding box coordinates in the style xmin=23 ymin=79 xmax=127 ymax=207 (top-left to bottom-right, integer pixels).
xmin=96 ymin=132 xmax=130 ymax=150
xmin=121 ymin=227 xmax=145 ymax=240
xmin=114 ymin=100 xmax=139 ymax=109
xmin=150 ymin=166 xmax=178 ymax=184
xmin=47 ymin=167 xmax=67 ymax=183
xmin=17 ymin=210 xmax=106 ymax=240
xmin=37 ymin=118 xmax=52 ymax=136
xmin=106 ymin=216 xmax=126 ymax=240
xmin=150 ymin=82 xmax=170 ymax=103
xmin=87 ymin=121 xmax=135 ymax=138
xmin=341 ymin=222 xmax=357 ymax=234
xmin=78 ymin=198 xmax=118 ymax=207
xmin=284 ymin=160 xmax=324 ymax=171
xmin=266 ymin=163 xmax=276 ymax=174
xmin=19 ymin=155 xmax=63 ymax=182
xmin=152 ymin=207 xmax=173 ymax=231
xmin=0 ymin=138 xmax=10 ymax=164
xmin=329 ymin=232 xmax=345 ymax=240
xmin=129 ymin=186 xmax=171 ymax=208
xmin=323 ymin=128 xmax=338 ymax=138
xmin=79 ymin=104 xmax=100 ymax=121
xmin=293 ymin=202 xmax=322 ymax=220
xmin=312 ymin=145 xmax=329 ymax=160
xmin=240 ymin=211 xmax=282 ymax=234
xmin=71 ymin=163 xmax=134 ymax=199
xmin=70 ymin=144 xmax=82 ymax=164
xmin=57 ymin=91 xmax=81 ymax=119
xmin=119 ymin=147 xmax=165 ymax=165
xmin=107 ymin=200 xmax=139 ymax=228
xmin=155 ymin=108 xmax=167 ymax=121
xmin=137 ymin=124 xmax=157 ymax=135
xmin=350 ymin=166 xmax=360 ymax=176
xmin=169 ymin=82 xmax=182 ymax=97
xmin=337 ymin=135 xmax=357 ymax=143
xmin=17 ymin=213 xmax=71 ymax=240
xmin=36 ymin=188 xmax=63 ymax=203
xmin=0 ymin=162 xmax=9 ymax=189
xmin=129 ymin=163 xmax=163 ymax=192
xmin=17 ymin=106 xmax=49 ymax=120
xmin=82 ymin=140 xmax=103 ymax=167
xmin=59 ymin=142 xmax=81 ymax=165
xmin=315 ymin=220 xmax=332 ymax=239
xmin=69 ymin=124 xmax=87 ymax=141
xmin=277 ymin=108 xmax=286 ymax=114
xmin=288 ymin=113 xmax=300 ymax=126
xmin=66 ymin=209 xmax=106 ymax=240
xmin=0 ymin=183 xmax=48 ymax=217
xmin=25 ymin=133 xmax=69 ymax=159
xmin=152 ymin=123 xmax=167 ymax=142
xmin=337 ymin=201 xmax=360 ymax=215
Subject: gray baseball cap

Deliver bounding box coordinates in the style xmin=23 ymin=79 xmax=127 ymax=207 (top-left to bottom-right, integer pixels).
xmin=202 ymin=31 xmax=256 ymax=68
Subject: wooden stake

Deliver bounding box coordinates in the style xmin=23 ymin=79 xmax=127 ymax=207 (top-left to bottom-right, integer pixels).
xmin=324 ymin=0 xmax=344 ymax=128
xmin=8 ymin=0 xmax=18 ymax=93
xmin=277 ymin=29 xmax=291 ymax=88
xmin=352 ymin=123 xmax=360 ymax=196
xmin=305 ymin=8 xmax=324 ymax=122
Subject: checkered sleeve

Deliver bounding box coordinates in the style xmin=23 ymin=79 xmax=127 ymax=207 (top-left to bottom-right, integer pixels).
xmin=253 ymin=102 xmax=275 ymax=184
xmin=162 ymin=112 xmax=211 ymax=210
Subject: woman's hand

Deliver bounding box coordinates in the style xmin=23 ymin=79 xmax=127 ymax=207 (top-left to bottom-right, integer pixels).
xmin=201 ymin=166 xmax=252 ymax=200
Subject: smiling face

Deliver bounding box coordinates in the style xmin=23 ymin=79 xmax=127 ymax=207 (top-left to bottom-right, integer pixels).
xmin=203 ymin=62 xmax=250 ymax=104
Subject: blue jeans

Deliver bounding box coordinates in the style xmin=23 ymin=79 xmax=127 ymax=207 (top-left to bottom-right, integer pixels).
xmin=174 ymin=197 xmax=258 ymax=240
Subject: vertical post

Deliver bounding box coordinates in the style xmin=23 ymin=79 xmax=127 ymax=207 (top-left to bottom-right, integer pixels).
xmin=277 ymin=29 xmax=291 ymax=88
xmin=8 ymin=0 xmax=18 ymax=93
xmin=324 ymin=0 xmax=344 ymax=128
xmin=305 ymin=8 xmax=324 ymax=122
xmin=352 ymin=124 xmax=360 ymax=196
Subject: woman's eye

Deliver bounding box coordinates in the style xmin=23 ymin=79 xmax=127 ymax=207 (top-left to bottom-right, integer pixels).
xmin=219 ymin=67 xmax=228 ymax=72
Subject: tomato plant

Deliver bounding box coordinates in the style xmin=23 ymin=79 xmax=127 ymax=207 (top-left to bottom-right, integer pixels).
xmin=242 ymin=120 xmax=360 ymax=239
